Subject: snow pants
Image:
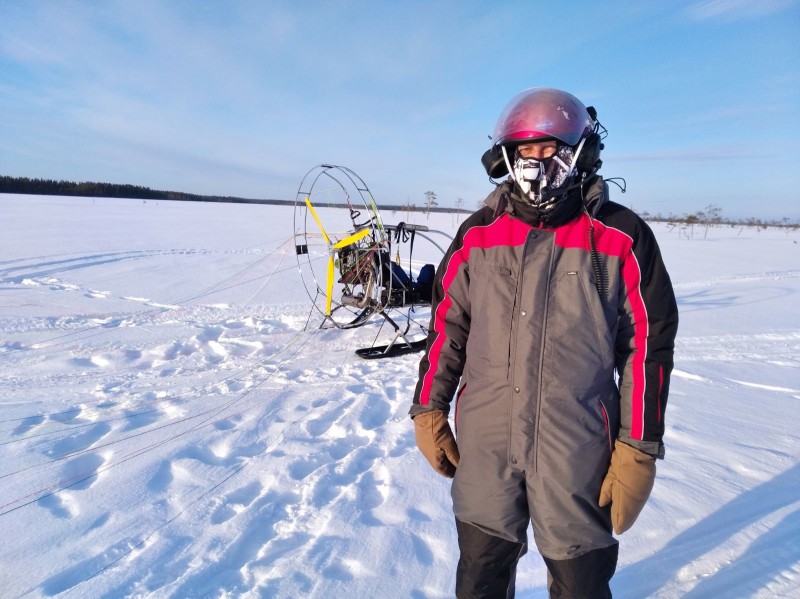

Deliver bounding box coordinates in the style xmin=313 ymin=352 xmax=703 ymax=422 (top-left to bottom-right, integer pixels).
xmin=456 ymin=518 xmax=617 ymax=598
xmin=451 ymin=382 xmax=620 ymax=597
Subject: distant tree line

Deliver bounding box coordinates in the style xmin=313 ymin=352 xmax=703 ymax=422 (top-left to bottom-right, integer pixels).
xmin=635 ymin=203 xmax=798 ymax=236
xmin=2 ymin=176 xmax=168 ymax=199
xmin=0 ymin=175 xmax=288 ymax=205
xmin=0 ymin=176 xmax=472 ymax=213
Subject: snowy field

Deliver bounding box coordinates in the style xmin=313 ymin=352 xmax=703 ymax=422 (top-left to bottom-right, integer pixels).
xmin=1 ymin=193 xmax=798 ymax=598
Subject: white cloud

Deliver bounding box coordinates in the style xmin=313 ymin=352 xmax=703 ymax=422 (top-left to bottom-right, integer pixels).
xmin=686 ymin=0 xmax=796 ymax=21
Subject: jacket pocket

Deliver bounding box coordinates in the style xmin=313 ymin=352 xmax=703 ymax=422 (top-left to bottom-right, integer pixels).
xmin=467 ymin=262 xmax=518 ymax=372
xmin=597 ymin=398 xmax=612 ymax=454
xmin=454 ymin=382 xmax=467 ymax=433
xmin=545 ymin=269 xmax=615 ymax=383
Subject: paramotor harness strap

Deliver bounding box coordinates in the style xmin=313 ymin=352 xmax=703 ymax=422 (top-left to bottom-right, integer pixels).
xmin=392 ymin=222 xmax=417 ymax=276
xmin=392 ymin=222 xmax=419 ymax=309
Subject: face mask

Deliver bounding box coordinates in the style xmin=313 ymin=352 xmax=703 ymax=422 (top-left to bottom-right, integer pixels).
xmin=512 ymin=145 xmax=576 ymax=204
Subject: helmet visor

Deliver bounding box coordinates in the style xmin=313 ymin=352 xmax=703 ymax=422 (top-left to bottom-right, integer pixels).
xmin=491 ymin=88 xmax=593 ymax=147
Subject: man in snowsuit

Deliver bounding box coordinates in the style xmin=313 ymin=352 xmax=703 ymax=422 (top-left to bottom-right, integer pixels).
xmin=409 ymin=88 xmax=678 ymax=598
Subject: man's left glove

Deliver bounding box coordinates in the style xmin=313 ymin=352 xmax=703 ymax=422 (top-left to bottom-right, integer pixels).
xmin=598 ymin=440 xmax=656 ymax=534
xmin=413 ymin=410 xmax=460 ymax=478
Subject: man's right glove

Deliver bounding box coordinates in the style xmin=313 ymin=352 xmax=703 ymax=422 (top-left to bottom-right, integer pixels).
xmin=598 ymin=440 xmax=656 ymax=534
xmin=413 ymin=410 xmax=460 ymax=478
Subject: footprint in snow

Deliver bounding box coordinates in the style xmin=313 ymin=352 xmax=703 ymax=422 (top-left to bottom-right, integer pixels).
xmin=45 ymin=422 xmax=112 ymax=458
xmin=356 ymin=470 xmax=388 ymax=526
xmin=121 ymin=406 xmax=164 ymax=431
xmin=37 ymin=493 xmax=76 ymax=519
xmin=123 ymin=348 xmax=143 ymax=361
xmin=49 ymin=407 xmax=84 ymax=424
xmin=85 ymin=289 xmax=110 ymax=299
xmin=345 ymin=382 xmax=369 ymax=395
xmin=85 ymin=512 xmax=111 ymax=532
xmin=161 ymin=340 xmax=199 ymax=361
xmin=358 ymin=394 xmax=391 ymax=430
xmin=410 ymin=533 xmax=435 ymax=565
xmin=197 ymin=326 xmax=223 ymax=342
xmin=304 ymin=407 xmax=340 ymax=437
xmin=407 ymin=507 xmax=432 ymax=522
xmin=288 ymin=453 xmax=327 ymax=481
xmin=147 ymin=460 xmax=174 ymax=493
xmin=69 ymin=357 xmax=101 ymax=369
xmin=173 ymin=445 xmax=234 ymax=467
xmin=214 ymin=418 xmax=237 ymax=431
xmin=210 ymin=481 xmax=263 ymax=525
xmin=99 ymin=380 xmax=127 ymax=396
xmin=387 ymin=427 xmax=416 ymax=458
xmin=307 ymin=535 xmax=356 ymax=582
xmin=308 ymin=444 xmax=384 ymax=510
xmin=1 ymin=340 xmax=26 ymax=351
xmin=12 ymin=414 xmax=46 ymax=436
xmin=221 ymin=318 xmax=249 ymax=330
xmin=61 ymin=452 xmax=107 ymax=491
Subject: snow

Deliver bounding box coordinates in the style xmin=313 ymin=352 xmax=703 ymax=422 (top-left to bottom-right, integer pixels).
xmin=1 ymin=193 xmax=799 ymax=598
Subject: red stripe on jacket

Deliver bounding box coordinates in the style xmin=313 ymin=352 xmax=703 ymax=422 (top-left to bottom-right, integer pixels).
xmin=419 ymin=214 xmax=530 ymax=405
xmin=554 ymin=215 xmax=650 ymax=440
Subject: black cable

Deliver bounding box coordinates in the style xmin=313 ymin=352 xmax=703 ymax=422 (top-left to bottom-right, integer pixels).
xmin=588 ymin=223 xmax=609 ymax=300
xmin=605 ymin=177 xmax=627 ymax=193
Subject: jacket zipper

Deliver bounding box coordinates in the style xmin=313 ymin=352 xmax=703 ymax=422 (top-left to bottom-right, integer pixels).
xmin=509 ymin=232 xmax=529 ymax=373
xmin=533 ymin=233 xmax=556 ymax=473
xmin=507 ymin=229 xmax=531 ymax=464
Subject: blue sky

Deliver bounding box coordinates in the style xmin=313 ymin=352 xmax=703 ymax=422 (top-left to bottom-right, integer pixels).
xmin=2 ymin=0 xmax=798 ymax=219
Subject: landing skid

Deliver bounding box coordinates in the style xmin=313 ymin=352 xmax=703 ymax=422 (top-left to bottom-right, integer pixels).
xmin=355 ymin=339 xmax=426 ymax=360
xmin=355 ymin=310 xmax=427 ymax=360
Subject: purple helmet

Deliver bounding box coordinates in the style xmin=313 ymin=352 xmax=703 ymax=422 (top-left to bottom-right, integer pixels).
xmin=491 ymin=87 xmax=594 ymax=147
xmin=482 ymin=88 xmax=596 ymax=179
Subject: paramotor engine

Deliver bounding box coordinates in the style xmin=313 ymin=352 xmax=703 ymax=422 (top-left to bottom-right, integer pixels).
xmin=293 ymin=164 xmax=452 ymax=359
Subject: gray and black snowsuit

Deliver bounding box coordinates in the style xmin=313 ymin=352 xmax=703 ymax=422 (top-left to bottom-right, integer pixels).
xmin=410 ymin=178 xmax=679 ymax=597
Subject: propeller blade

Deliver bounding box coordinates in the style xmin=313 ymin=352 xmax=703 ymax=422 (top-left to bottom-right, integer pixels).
xmin=333 ymin=227 xmax=371 ymax=249
xmin=325 ymin=256 xmax=335 ymax=316
xmin=304 ymin=197 xmax=329 ymax=244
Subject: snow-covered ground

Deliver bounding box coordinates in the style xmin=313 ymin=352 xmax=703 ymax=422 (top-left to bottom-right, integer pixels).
xmin=1 ymin=193 xmax=798 ymax=598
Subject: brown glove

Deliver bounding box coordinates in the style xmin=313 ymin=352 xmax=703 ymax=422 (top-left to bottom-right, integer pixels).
xmin=598 ymin=440 xmax=656 ymax=534
xmin=413 ymin=410 xmax=460 ymax=478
